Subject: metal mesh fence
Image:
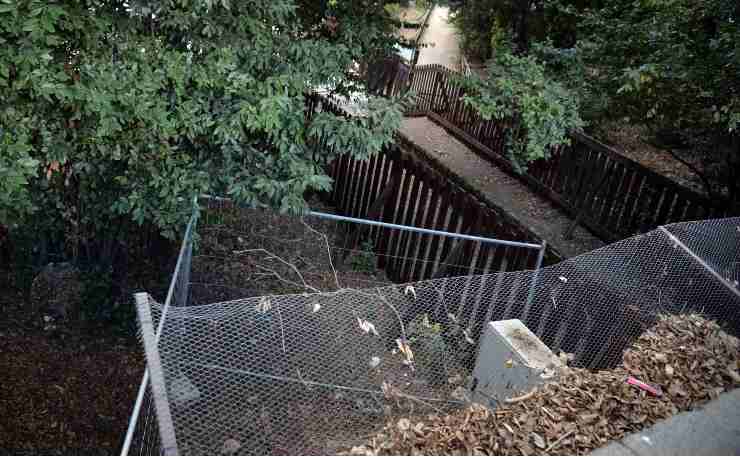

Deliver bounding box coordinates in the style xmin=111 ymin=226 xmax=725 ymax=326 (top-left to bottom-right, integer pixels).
xmin=123 ymin=198 xmax=740 ymax=455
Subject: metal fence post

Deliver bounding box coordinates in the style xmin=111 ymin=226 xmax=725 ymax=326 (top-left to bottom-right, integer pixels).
xmin=524 ymin=241 xmax=547 ymax=314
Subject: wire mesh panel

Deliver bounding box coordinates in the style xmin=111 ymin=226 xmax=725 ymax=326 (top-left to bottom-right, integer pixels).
xmin=125 ymin=382 xmax=162 ymax=456
xmin=125 ymin=297 xmax=166 ymax=456
xmin=662 ymin=218 xmax=740 ymax=288
xmin=123 ymin=199 xmax=740 ymax=456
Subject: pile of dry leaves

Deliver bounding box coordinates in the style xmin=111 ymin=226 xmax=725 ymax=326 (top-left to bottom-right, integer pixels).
xmin=350 ymin=314 xmax=740 ymax=455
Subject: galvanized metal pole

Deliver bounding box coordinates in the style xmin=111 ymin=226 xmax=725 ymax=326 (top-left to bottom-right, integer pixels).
xmin=308 ymin=210 xmax=543 ymax=250
xmin=524 ymin=241 xmax=547 ymax=315
xmin=121 ymin=200 xmax=198 ymax=456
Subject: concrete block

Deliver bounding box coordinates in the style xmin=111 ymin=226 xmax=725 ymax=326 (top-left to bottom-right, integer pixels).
xmin=470 ymin=319 xmax=562 ymax=408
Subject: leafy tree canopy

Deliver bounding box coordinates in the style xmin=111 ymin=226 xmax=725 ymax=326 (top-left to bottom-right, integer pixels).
xmin=0 ymin=0 xmax=404 ymax=264
xmin=575 ymin=0 xmax=740 ymax=200
xmin=459 ymin=45 xmax=584 ymax=168
xmin=450 ymin=0 xmax=739 ymax=202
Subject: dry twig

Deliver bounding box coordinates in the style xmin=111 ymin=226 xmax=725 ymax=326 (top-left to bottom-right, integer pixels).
xmin=504 ymin=389 xmax=536 ymax=404
xmin=301 ymin=217 xmax=340 ymax=289
xmin=545 ymin=430 xmax=574 ymax=452
xmin=233 ymin=248 xmax=320 ymax=293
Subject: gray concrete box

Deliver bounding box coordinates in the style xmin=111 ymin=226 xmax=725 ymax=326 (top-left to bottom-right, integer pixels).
xmin=470 ymin=319 xmax=563 ymax=408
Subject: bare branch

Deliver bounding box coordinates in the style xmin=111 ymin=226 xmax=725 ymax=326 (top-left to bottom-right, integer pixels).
xmin=254 ymin=265 xmax=320 ymax=294
xmin=233 ymin=248 xmax=320 ymax=293
xmin=504 ymin=389 xmax=536 ymax=403
xmin=301 ymin=217 xmax=340 ymax=290
xmin=545 ymin=429 xmax=575 ymax=452
xmin=375 ymin=288 xmax=408 ymax=343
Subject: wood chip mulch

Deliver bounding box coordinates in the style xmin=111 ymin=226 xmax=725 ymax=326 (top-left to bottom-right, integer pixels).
xmin=349 ymin=314 xmax=740 ymax=456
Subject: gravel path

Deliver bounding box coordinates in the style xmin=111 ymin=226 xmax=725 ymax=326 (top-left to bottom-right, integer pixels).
xmin=399 ymin=117 xmax=605 ymax=259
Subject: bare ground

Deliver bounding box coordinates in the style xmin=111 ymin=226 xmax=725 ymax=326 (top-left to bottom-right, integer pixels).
xmin=0 ymin=288 xmax=143 ymax=455
xmin=0 ymin=200 xmax=393 ymax=455
xmin=596 ymin=122 xmax=707 ymax=195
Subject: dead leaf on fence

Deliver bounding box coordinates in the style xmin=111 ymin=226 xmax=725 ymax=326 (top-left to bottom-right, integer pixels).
xmin=358 ymin=317 xmax=380 ymax=337
xmin=404 ymin=285 xmax=417 ymax=300
xmin=396 ymin=338 xmax=414 ymax=364
xmin=255 ymin=297 xmax=271 ymax=314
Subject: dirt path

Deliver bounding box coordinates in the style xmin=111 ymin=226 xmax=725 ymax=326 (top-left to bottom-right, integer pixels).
xmin=399 ymin=116 xmax=605 ymax=259
xmin=416 ymin=6 xmax=460 ymax=70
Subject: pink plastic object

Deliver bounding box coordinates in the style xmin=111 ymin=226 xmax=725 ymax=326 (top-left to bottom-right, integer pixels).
xmin=627 ymin=376 xmax=663 ymax=396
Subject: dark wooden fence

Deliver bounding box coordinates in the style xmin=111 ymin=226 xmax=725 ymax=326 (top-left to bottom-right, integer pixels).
xmin=398 ymin=64 xmax=733 ymax=241
xmin=306 ymin=93 xmax=550 ymax=284
xmin=304 ymin=91 xmax=740 ymax=372
xmin=304 ymin=94 xmax=740 ymax=372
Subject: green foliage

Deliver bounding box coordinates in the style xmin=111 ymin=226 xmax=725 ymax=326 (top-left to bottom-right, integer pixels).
xmin=579 ymin=0 xmax=739 ymax=132
xmin=407 ymin=313 xmax=449 ymax=385
xmin=576 ymin=0 xmax=740 ymax=200
xmin=451 ymin=0 xmax=738 ymax=202
xmin=0 ymin=128 xmax=37 ymax=225
xmin=0 ymin=0 xmax=405 ymax=271
xmin=459 ymin=47 xmax=585 ymax=168
xmin=348 ymin=239 xmax=378 ymax=274
xmin=449 ymin=0 xmax=502 ymax=61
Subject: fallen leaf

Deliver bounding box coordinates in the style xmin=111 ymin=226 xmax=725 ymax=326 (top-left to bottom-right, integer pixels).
xmin=397 ymin=418 xmax=410 ymax=432
xmin=255 ymin=297 xmax=271 ymax=314
xmin=404 ymin=285 xmax=417 ymax=300
xmin=358 ymin=318 xmax=380 ymax=337
xmin=531 ymin=432 xmax=546 ymax=449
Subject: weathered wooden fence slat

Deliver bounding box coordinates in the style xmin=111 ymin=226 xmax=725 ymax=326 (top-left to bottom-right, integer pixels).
xmin=360 ymin=63 xmax=732 ymax=240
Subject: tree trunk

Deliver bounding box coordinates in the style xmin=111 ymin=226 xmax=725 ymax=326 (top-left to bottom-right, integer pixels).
xmin=514 ymin=0 xmax=531 ymax=54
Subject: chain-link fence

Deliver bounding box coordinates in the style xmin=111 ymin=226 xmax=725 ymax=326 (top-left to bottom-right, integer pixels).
xmin=122 ymin=196 xmax=740 ymax=456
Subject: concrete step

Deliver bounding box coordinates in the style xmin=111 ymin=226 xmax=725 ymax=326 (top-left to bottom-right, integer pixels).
xmin=591 ymin=388 xmax=740 ymax=456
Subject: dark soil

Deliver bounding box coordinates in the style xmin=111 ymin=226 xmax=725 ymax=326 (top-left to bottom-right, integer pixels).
xmin=596 ymin=122 xmax=707 ymax=195
xmin=191 ymin=198 xmax=392 ymax=305
xmin=0 ymin=277 xmax=143 ymax=455
xmin=0 ymin=199 xmax=397 ymax=455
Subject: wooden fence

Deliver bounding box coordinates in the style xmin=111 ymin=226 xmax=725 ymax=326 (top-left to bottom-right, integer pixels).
xmin=400 ymin=64 xmax=733 ymax=241
xmin=304 ymin=92 xmax=739 ymax=371
xmin=306 ymin=93 xmax=551 ymax=284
